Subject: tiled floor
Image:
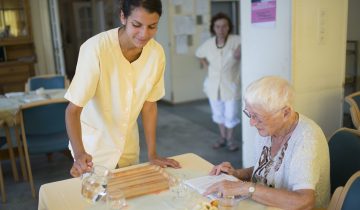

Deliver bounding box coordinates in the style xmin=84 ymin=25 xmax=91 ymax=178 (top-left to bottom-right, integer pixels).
xmin=0 ymin=100 xmax=243 ymax=210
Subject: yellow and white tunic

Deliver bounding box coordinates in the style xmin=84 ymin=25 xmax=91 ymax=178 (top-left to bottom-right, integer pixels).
xmin=65 ymin=27 xmax=165 ymax=169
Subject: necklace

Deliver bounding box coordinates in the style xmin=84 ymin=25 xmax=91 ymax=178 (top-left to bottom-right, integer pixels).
xmin=216 ymin=36 xmax=227 ymax=49
xmin=270 ymin=112 xmax=299 ymax=156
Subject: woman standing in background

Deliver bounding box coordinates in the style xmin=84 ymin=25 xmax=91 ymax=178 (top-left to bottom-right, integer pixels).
xmin=196 ymin=13 xmax=241 ymax=151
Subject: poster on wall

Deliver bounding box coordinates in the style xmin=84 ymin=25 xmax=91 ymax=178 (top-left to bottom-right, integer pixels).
xmin=251 ymin=0 xmax=276 ymax=27
xmin=175 ymin=35 xmax=189 ymax=54
xmin=173 ymin=16 xmax=196 ymax=36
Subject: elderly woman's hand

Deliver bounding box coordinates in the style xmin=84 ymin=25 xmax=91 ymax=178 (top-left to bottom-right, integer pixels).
xmin=209 ymin=162 xmax=236 ymax=176
xmin=203 ymin=180 xmax=248 ymax=198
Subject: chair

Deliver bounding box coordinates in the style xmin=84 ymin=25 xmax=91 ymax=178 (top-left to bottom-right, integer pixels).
xmin=25 ymin=74 xmax=69 ymax=91
xmin=328 ymin=171 xmax=360 ymax=210
xmin=19 ymin=98 xmax=70 ymax=198
xmin=327 ymin=186 xmax=344 ymax=210
xmin=0 ymin=120 xmax=20 ymax=203
xmin=328 ymin=128 xmax=360 ymax=194
xmin=0 ymin=120 xmax=6 ymax=203
xmin=345 ymin=92 xmax=360 ymax=129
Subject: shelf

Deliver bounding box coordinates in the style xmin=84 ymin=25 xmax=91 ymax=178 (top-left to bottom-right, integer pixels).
xmin=0 ymin=60 xmax=34 ymax=67
xmin=0 ymin=7 xmax=25 ymax=10
xmin=0 ymin=37 xmax=32 ymax=46
xmin=0 ymin=0 xmax=34 ymax=94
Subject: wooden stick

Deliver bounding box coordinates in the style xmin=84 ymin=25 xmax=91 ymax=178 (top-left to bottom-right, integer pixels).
xmin=109 ymin=175 xmax=166 ymax=188
xmin=108 ymin=180 xmax=169 ymax=199
xmin=112 ymin=165 xmax=158 ymax=177
xmin=108 ymin=171 xmax=165 ymax=184
xmin=107 ymin=164 xmax=170 ymax=199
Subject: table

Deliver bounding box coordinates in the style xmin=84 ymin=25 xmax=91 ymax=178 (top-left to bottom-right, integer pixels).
xmin=38 ymin=153 xmax=280 ymax=210
xmin=0 ymin=89 xmax=66 ymax=126
xmin=0 ymin=89 xmax=67 ymax=181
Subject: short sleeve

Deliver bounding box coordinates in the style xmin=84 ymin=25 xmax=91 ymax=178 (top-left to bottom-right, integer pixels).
xmin=288 ymin=131 xmax=320 ymax=191
xmin=146 ymin=49 xmax=165 ymax=102
xmin=64 ymin=37 xmax=100 ymax=107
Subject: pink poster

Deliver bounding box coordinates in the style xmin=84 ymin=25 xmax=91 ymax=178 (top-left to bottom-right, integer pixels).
xmin=251 ymin=0 xmax=276 ymax=27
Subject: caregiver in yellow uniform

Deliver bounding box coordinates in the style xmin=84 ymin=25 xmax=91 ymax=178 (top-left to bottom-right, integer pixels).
xmin=65 ymin=0 xmax=180 ymax=177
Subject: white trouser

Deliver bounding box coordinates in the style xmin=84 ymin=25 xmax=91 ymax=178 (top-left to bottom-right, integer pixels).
xmin=209 ymin=99 xmax=240 ymax=128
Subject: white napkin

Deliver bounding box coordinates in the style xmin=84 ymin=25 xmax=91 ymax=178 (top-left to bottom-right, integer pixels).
xmin=22 ymin=95 xmax=47 ymax=103
xmin=5 ymin=92 xmax=24 ymax=98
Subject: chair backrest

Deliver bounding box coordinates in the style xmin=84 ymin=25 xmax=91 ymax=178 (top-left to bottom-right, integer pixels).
xmin=19 ymin=98 xmax=69 ymax=154
xmin=328 ymin=128 xmax=360 ymax=194
xmin=0 ymin=121 xmax=5 ymax=148
xmin=345 ymin=92 xmax=360 ymax=129
xmin=0 ymin=137 xmax=4 ymax=148
xmin=336 ymin=171 xmax=360 ymax=210
xmin=27 ymin=75 xmax=67 ymax=91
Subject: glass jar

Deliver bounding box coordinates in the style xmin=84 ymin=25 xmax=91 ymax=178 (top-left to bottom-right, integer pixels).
xmin=81 ymin=165 xmax=111 ymax=204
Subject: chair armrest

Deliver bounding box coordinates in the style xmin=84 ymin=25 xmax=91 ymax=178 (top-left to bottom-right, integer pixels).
xmin=328 ymin=186 xmax=344 ymax=210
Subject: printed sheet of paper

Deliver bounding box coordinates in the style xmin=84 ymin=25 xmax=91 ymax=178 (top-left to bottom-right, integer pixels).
xmin=184 ymin=174 xmax=238 ymax=194
xmin=175 ymin=35 xmax=189 ymax=54
xmin=196 ymin=0 xmax=209 ymax=15
xmin=173 ymin=16 xmax=196 ymax=35
xmin=182 ymin=0 xmax=194 ymax=14
xmin=251 ymin=0 xmax=276 ymax=27
xmin=184 ymin=174 xmax=249 ymax=201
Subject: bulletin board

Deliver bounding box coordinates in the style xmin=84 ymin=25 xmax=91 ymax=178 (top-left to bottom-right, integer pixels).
xmin=170 ymin=0 xmax=211 ymax=55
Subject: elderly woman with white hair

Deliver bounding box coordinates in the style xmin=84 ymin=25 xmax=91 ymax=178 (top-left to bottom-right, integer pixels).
xmin=204 ymin=76 xmax=330 ymax=209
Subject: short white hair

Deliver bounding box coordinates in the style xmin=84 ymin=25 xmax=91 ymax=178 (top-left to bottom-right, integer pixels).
xmin=244 ymin=76 xmax=294 ymax=113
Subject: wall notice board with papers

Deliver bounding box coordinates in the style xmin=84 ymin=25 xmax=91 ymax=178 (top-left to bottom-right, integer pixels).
xmin=157 ymin=0 xmax=211 ymax=103
xmin=171 ymin=0 xmax=211 ymax=55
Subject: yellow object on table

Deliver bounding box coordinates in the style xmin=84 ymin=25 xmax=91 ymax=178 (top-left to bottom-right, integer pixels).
xmin=108 ymin=165 xmax=169 ymax=198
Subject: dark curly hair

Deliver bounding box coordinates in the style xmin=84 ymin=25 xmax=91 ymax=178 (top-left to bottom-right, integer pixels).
xmin=120 ymin=0 xmax=162 ymax=18
xmin=210 ymin=12 xmax=233 ymax=35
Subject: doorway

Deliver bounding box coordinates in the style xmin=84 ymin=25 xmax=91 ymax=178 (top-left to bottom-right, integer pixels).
xmin=343 ymin=0 xmax=360 ymax=128
xmin=211 ymin=0 xmax=240 ymax=35
xmin=55 ymin=0 xmax=118 ymax=80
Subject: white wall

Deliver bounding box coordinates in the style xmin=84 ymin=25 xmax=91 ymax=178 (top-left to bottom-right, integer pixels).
xmin=29 ymin=0 xmax=56 ymax=75
xmin=156 ymin=0 xmax=172 ymax=102
xmin=292 ymin=0 xmax=347 ymax=137
xmin=240 ymin=0 xmax=347 ymax=167
xmin=170 ymin=54 xmax=207 ymax=103
xmin=240 ymin=0 xmax=292 ymax=167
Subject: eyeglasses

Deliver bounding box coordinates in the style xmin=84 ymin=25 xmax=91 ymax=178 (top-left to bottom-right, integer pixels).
xmin=243 ymin=107 xmax=285 ymax=124
xmin=243 ymin=109 xmax=265 ymax=123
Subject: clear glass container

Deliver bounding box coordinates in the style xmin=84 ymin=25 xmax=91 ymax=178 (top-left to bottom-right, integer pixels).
xmin=81 ymin=165 xmax=111 ymax=204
